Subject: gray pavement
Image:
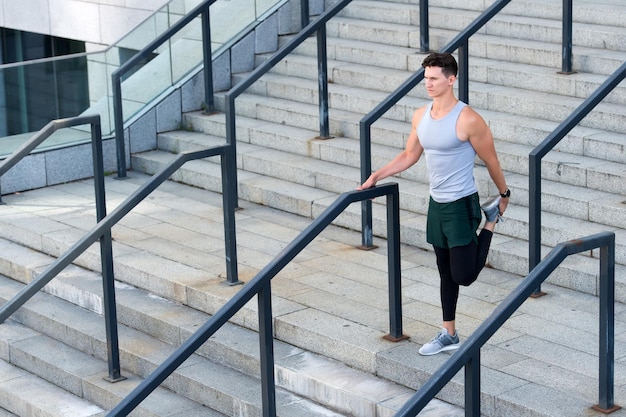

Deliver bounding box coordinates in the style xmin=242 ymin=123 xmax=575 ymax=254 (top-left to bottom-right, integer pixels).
xmin=0 ymin=172 xmax=625 ymax=416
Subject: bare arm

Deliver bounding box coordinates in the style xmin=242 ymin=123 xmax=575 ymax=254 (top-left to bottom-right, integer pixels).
xmin=358 ymin=108 xmax=426 ymax=190
xmin=459 ymin=107 xmax=509 ymax=212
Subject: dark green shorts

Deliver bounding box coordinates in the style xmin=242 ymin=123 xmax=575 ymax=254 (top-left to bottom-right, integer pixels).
xmin=426 ymin=192 xmax=481 ymax=249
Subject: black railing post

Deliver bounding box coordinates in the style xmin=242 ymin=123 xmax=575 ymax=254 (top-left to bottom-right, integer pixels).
xmin=457 ymin=42 xmax=469 ymax=104
xmin=420 ymin=0 xmax=429 ymax=52
xmin=593 ymin=235 xmax=619 ymax=413
xmin=202 ymin=8 xmax=215 ymax=113
xmin=112 ymin=73 xmax=127 ymax=179
xmin=384 ymin=183 xmax=407 ymax=341
xmin=221 ymin=148 xmax=241 ymax=285
xmin=91 ymin=117 xmax=124 ymax=382
xmin=528 ymin=154 xmax=544 ymax=296
xmin=465 ymin=352 xmax=481 ymax=416
xmin=317 ymin=24 xmax=331 ymax=139
xmin=301 ymin=0 xmax=309 ymax=28
xmin=560 ymin=0 xmax=575 ymax=74
xmin=224 ymin=93 xmax=240 ymax=211
xmin=359 ymin=120 xmax=375 ymax=249
xmin=258 ymin=282 xmax=277 ymax=417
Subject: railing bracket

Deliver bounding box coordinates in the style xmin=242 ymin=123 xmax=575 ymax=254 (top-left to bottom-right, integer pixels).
xmin=383 ymin=334 xmax=409 ymax=342
xmin=357 ymin=244 xmax=378 ymax=251
xmin=592 ymin=404 xmax=621 ymax=414
xmin=221 ymin=278 xmax=244 ymax=286
xmin=104 ymin=375 xmax=127 ymax=383
xmin=529 ymin=291 xmax=547 ymax=298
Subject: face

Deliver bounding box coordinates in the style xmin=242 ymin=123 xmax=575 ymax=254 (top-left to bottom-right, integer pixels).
xmin=424 ymin=66 xmax=456 ymax=98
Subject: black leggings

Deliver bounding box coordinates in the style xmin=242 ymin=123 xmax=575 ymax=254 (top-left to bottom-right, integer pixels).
xmin=434 ymin=229 xmax=493 ymax=322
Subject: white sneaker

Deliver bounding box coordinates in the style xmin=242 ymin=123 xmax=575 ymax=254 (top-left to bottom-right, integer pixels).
xmin=419 ymin=328 xmax=460 ymax=356
xmin=480 ymin=195 xmax=501 ymax=223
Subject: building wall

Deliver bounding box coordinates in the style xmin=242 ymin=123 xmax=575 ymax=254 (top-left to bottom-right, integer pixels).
xmin=0 ymin=0 xmax=171 ymax=50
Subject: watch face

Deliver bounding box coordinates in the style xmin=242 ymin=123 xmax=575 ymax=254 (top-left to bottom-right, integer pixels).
xmin=502 ymin=189 xmax=510 ymax=198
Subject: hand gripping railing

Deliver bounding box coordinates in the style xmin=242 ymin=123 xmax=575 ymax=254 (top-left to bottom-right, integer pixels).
xmin=529 ymin=61 xmax=626 ymax=296
xmin=358 ymin=0 xmax=512 ymax=248
xmin=0 ymin=140 xmax=238 ymax=381
xmin=107 ymin=182 xmax=405 ymax=417
xmin=396 ymin=231 xmax=619 ymax=416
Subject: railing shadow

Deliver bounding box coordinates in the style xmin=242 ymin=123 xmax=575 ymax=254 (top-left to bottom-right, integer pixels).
xmin=395 ymin=231 xmax=618 ymax=416
xmin=106 ymin=182 xmax=405 ymax=416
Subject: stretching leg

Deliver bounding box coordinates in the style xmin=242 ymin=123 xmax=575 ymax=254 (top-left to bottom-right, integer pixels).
xmin=433 ymin=229 xmax=493 ymax=335
xmin=449 ymin=229 xmax=493 ymax=286
xmin=434 ymin=246 xmax=459 ymax=326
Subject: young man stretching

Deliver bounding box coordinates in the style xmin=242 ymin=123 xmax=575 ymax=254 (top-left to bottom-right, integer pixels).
xmin=358 ymin=52 xmax=509 ymax=355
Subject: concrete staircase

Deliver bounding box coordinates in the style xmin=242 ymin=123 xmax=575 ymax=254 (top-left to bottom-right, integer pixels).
xmin=134 ymin=0 xmax=626 ymax=300
xmin=0 ymin=175 xmax=471 ymax=417
xmin=1 ymin=0 xmax=626 ymax=416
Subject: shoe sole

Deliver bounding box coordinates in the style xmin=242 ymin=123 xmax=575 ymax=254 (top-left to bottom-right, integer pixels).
xmin=481 ymin=196 xmax=501 ymax=223
xmin=418 ymin=343 xmax=460 ymax=356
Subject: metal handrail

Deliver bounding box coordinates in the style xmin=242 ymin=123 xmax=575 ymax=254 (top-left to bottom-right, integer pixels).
xmin=0 ymin=140 xmax=237 ymax=379
xmin=0 ymin=115 xmax=98 ymax=203
xmin=0 ymin=114 xmax=124 ymax=381
xmin=106 ymin=182 xmax=404 ymax=416
xmin=528 ymin=61 xmax=626 ymax=295
xmin=396 ymin=231 xmax=617 ymax=416
xmin=358 ymin=0 xmax=513 ymax=248
xmin=224 ymin=0 xmax=353 ymax=209
xmin=112 ymin=0 xmax=218 ymax=179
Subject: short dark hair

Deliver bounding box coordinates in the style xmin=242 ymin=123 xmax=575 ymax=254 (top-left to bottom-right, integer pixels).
xmin=421 ymin=52 xmax=458 ymax=77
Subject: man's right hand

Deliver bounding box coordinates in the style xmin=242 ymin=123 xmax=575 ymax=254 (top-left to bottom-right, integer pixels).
xmin=357 ymin=176 xmax=377 ymax=190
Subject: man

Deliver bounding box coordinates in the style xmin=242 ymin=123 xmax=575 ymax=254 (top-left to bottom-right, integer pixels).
xmin=358 ymin=52 xmax=509 ymax=355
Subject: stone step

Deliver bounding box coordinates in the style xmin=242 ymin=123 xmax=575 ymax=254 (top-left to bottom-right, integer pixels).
xmin=337 ymin=1 xmax=626 ymax=52
xmin=131 ymin=143 xmax=626 ymax=304
xmin=0 ymin=356 xmax=105 ymax=417
xmin=0 ymin=273 xmax=375 ymax=417
xmin=150 ymin=128 xmax=626 ymax=250
xmin=175 ymin=110 xmax=626 ymax=222
xmin=236 ymin=66 xmax=626 ymax=135
xmin=1 ymin=177 xmax=625 ymax=417
xmin=0 ymin=239 xmax=462 ymax=417
xmin=282 ymin=40 xmax=626 ymax=106
xmin=0 ymin=319 xmax=222 ymax=417
xmin=348 ymin=0 xmax=626 ymax=30
xmin=322 ymin=15 xmax=626 ymax=75
xmin=0 ymin=408 xmax=17 ymax=417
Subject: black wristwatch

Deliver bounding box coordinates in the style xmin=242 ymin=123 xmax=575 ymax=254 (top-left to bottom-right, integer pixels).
xmin=500 ymin=188 xmax=511 ymax=198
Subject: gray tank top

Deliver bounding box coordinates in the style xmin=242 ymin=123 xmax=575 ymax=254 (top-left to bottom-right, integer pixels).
xmin=417 ymin=101 xmax=477 ymax=203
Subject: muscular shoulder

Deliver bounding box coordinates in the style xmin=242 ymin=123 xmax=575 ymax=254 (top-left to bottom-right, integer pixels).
xmin=457 ymin=105 xmax=488 ymax=141
xmin=411 ymin=105 xmax=428 ymax=127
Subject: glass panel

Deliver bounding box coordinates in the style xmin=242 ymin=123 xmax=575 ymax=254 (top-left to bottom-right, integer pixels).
xmin=0 ymin=0 xmax=288 ymax=157
xmin=0 ymin=54 xmax=91 ymax=133
xmin=170 ymin=14 xmax=203 ymax=82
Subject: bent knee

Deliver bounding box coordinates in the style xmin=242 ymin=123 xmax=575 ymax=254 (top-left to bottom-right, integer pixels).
xmin=454 ymin=273 xmax=478 ymax=287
